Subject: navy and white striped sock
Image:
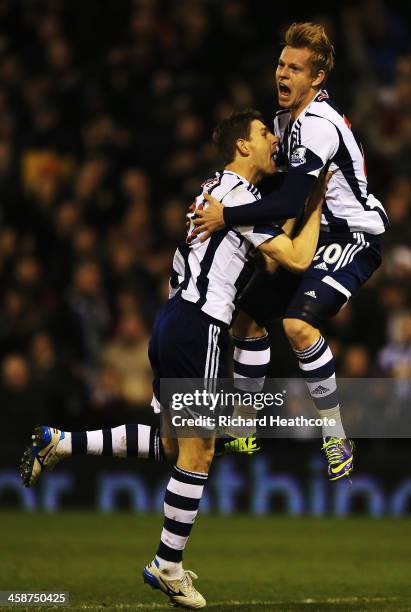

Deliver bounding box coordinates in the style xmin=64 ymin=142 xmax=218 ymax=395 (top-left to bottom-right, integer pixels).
xmin=156 ymin=465 xmax=208 ymax=578
xmin=294 ymin=336 xmax=346 ymax=439
xmin=233 ymin=334 xmax=270 ymax=392
xmin=57 ymin=424 xmax=165 ymax=461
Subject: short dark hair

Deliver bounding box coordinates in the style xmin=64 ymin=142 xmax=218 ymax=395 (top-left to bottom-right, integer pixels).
xmin=212 ymin=108 xmax=264 ymax=165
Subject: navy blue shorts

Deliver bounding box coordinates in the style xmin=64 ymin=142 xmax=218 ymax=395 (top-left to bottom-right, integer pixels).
xmin=238 ymin=231 xmax=382 ymax=328
xmin=149 ymin=295 xmax=229 ymax=412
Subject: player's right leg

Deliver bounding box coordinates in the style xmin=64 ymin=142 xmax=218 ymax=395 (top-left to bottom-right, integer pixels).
xmin=20 ymin=424 xmax=175 ymax=487
xmin=20 ymin=300 xmax=179 ymax=488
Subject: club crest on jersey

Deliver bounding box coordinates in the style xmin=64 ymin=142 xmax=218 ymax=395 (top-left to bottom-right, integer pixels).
xmin=290 ymin=146 xmax=307 ymax=167
xmin=316 ymin=90 xmax=329 ymax=102
xmin=201 ymin=176 xmax=220 ymax=190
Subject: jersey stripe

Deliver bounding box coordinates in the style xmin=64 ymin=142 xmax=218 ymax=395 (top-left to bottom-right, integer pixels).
xmin=195 ymin=231 xmax=229 ymax=308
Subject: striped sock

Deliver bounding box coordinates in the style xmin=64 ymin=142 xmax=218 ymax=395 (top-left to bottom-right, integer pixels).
xmin=57 ymin=424 xmax=165 ymax=461
xmin=294 ymin=336 xmax=346 ymax=439
xmin=156 ymin=465 xmax=208 ymax=577
xmin=233 ymin=334 xmax=270 ymax=392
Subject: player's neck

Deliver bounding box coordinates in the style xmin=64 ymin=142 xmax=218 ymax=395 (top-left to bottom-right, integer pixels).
xmin=225 ymin=161 xmax=260 ymax=187
xmin=290 ymin=89 xmax=319 ymax=121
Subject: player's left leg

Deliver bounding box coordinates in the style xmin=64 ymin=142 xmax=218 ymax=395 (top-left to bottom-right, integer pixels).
xmin=283 ymin=231 xmax=382 ymax=480
xmin=143 ymin=436 xmax=213 ymax=609
xmin=143 ymin=295 xmax=230 ymax=608
xmin=283 ymin=316 xmax=354 ymax=481
xmin=283 ymin=317 xmax=347 ymax=438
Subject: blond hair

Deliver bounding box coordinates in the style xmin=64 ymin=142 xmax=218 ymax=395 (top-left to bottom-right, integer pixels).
xmin=284 ymin=22 xmax=334 ymax=81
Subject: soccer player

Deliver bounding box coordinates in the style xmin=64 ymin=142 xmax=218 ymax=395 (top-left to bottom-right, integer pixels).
xmin=20 ymin=109 xmax=329 ymax=609
xmin=193 ymin=23 xmax=388 ymax=482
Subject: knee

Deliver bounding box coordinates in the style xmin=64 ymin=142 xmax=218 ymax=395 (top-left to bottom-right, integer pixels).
xmin=233 ymin=311 xmax=266 ymax=339
xmin=283 ymin=318 xmax=318 ymax=350
xmin=184 ymin=453 xmax=214 ymax=474
xmin=178 ymin=440 xmax=215 ymax=474
xmin=198 ymin=447 xmax=214 ymax=473
xmin=193 ymin=444 xmax=214 ymax=473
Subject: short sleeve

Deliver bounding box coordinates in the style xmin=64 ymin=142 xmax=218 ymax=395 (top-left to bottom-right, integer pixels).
xmin=221 ymin=187 xmax=257 ymax=207
xmin=222 ymin=184 xmax=284 ymax=246
xmin=288 ymin=116 xmax=339 ymax=178
xmin=237 ymin=224 xmax=284 ymax=248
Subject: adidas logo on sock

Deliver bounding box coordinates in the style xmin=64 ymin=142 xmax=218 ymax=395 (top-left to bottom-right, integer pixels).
xmin=314 ymin=262 xmax=328 ymax=270
xmin=304 ymin=290 xmax=317 ymax=298
xmin=312 ymin=384 xmax=329 ymax=395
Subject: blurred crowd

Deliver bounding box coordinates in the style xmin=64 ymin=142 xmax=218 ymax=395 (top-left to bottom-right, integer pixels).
xmin=0 ymin=0 xmax=410 ymax=433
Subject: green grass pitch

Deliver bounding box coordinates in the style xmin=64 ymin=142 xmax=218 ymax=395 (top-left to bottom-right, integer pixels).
xmin=1 ymin=512 xmax=411 ymax=611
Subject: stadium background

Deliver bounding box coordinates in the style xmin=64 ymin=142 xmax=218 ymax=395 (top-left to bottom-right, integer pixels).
xmin=0 ymin=0 xmax=411 ymax=612
xmin=0 ymin=0 xmax=411 ymax=511
xmin=1 ymin=0 xmax=411 ymax=509
xmin=0 ymin=1 xmax=411 ymax=610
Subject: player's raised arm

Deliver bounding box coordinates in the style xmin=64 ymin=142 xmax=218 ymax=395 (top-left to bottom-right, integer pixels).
xmin=258 ymin=166 xmax=331 ymax=273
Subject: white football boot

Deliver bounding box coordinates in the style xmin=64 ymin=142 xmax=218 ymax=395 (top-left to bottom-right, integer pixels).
xmin=20 ymin=426 xmax=64 ymax=487
xmin=143 ymin=559 xmax=206 ymax=609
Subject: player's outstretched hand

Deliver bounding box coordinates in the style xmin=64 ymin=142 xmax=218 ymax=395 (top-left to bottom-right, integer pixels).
xmin=193 ymin=193 xmax=225 ymax=242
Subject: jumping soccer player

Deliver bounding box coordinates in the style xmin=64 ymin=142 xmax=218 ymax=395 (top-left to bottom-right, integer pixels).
xmin=20 ymin=109 xmax=330 ymax=609
xmin=193 ymin=23 xmax=388 ymax=482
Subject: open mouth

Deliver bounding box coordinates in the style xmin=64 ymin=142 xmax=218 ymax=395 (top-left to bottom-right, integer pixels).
xmin=271 ymin=138 xmax=279 ymax=161
xmin=278 ymin=82 xmax=291 ymax=98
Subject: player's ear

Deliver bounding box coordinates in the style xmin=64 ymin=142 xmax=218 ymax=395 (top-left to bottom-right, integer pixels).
xmin=312 ymin=70 xmax=325 ymax=89
xmin=236 ymin=138 xmax=250 ymax=157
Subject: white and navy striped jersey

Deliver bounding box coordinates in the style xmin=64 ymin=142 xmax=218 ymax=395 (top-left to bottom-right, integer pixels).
xmin=169 ymin=170 xmax=283 ymax=325
xmin=274 ymin=90 xmax=388 ymax=235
